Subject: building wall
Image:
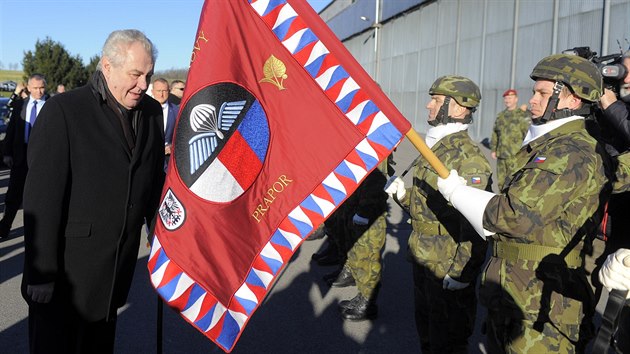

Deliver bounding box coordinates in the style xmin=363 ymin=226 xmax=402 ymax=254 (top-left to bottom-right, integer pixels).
xmin=323 ymin=0 xmax=630 ymax=141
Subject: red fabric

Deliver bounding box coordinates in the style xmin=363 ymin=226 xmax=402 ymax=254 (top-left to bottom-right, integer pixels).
xmin=150 ymin=0 xmax=410 ymax=351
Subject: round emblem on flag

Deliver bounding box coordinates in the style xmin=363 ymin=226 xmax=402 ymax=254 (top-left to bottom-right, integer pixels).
xmin=174 ymin=83 xmax=270 ymax=202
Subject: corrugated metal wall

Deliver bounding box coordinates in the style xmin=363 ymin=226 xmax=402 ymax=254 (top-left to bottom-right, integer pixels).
xmin=329 ymin=0 xmax=630 ymax=141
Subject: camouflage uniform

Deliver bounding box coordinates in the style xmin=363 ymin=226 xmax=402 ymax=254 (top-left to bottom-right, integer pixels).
xmin=491 ymin=107 xmax=530 ymax=189
xmin=481 ymin=120 xmax=607 ymax=353
xmin=400 ymin=130 xmax=491 ymax=353
xmin=391 ymin=75 xmax=491 ymax=352
xmin=345 ymin=161 xmax=389 ymax=300
xmin=480 ymin=54 xmax=610 ymax=353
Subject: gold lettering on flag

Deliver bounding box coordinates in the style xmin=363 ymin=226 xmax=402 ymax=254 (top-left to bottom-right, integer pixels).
xmin=190 ymin=30 xmax=208 ymax=63
xmin=259 ymin=55 xmax=288 ymax=90
xmin=252 ymin=175 xmax=293 ymax=222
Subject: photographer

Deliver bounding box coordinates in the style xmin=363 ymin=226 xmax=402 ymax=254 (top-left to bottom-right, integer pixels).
xmin=594 ymin=49 xmax=630 ymax=353
xmin=600 ymin=51 xmax=630 ymax=144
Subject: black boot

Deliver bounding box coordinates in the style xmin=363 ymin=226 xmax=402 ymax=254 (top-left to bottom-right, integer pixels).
xmin=341 ymin=294 xmax=377 ymax=321
xmin=322 ymin=267 xmax=342 ymax=284
xmin=0 ymin=221 xmax=10 ymax=239
xmin=306 ymin=225 xmax=326 ymax=241
xmin=330 ymin=266 xmax=355 ymax=288
xmin=311 ymin=241 xmax=337 ymax=262
xmin=338 ymin=293 xmax=362 ymax=312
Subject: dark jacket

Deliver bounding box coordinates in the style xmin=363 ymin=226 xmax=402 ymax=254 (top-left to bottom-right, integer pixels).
xmin=21 ymin=82 xmax=165 ymax=321
xmin=4 ymin=96 xmax=42 ymax=166
xmin=164 ymin=101 xmax=178 ymax=145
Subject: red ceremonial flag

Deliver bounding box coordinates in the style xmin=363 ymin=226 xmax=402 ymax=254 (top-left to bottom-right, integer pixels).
xmin=148 ymin=0 xmax=411 ymax=352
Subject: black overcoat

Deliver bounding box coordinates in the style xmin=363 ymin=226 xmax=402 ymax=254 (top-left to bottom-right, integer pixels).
xmin=21 ymin=84 xmax=165 ymax=321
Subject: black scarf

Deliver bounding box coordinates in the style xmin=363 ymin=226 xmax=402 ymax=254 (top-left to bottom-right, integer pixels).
xmin=90 ymin=70 xmax=138 ymax=151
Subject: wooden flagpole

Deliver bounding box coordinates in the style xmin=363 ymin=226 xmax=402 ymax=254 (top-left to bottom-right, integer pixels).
xmin=405 ymin=128 xmax=449 ymax=179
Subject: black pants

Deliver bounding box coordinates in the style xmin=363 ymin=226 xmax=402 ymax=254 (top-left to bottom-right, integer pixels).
xmin=412 ymin=263 xmax=477 ymax=354
xmin=1 ymin=163 xmax=27 ymax=229
xmin=28 ymin=299 xmax=117 ymax=354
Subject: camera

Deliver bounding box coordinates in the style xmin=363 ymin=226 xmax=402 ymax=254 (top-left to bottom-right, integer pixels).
xmin=563 ymin=46 xmax=627 ymax=95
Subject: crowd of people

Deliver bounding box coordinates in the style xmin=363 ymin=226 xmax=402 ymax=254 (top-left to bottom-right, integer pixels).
xmin=2 ymin=26 xmax=630 ymax=354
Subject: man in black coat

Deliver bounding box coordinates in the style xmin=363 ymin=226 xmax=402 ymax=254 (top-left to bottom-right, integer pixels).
xmin=22 ymin=29 xmax=165 ymax=353
xmin=0 ymin=74 xmax=47 ymax=239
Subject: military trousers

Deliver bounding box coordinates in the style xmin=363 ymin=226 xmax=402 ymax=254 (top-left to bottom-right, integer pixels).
xmin=412 ymin=262 xmax=476 ymax=354
xmin=346 ymin=213 xmax=386 ymax=299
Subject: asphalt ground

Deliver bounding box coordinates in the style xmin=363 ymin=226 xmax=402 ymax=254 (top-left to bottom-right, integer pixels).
xmin=0 ymin=137 xmax=609 ymax=353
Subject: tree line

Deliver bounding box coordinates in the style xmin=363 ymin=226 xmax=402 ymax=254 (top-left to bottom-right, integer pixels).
xmin=17 ymin=37 xmax=187 ymax=91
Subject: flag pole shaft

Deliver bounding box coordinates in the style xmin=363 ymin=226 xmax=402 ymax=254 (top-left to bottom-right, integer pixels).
xmin=405 ymin=128 xmax=449 ymax=179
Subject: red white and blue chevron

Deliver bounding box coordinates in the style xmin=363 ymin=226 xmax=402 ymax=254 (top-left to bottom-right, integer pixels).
xmin=149 ymin=0 xmax=410 ymax=352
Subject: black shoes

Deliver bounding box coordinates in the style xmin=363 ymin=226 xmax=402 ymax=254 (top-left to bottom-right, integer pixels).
xmin=306 ymin=226 xmax=326 ymax=241
xmin=0 ymin=222 xmax=10 ymax=240
xmin=340 ymin=294 xmax=377 ymax=321
xmin=330 ymin=266 xmax=355 ymax=288
xmin=311 ymin=242 xmax=342 ymax=266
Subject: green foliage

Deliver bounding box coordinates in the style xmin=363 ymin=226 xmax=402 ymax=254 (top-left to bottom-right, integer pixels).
xmin=22 ymin=37 xmax=89 ymax=91
xmin=18 ymin=37 xmax=189 ymax=92
xmin=86 ymin=55 xmax=100 ymax=77
xmin=155 ymin=68 xmax=188 ymax=83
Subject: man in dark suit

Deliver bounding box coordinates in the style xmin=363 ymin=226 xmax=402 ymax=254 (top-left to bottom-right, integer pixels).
xmin=22 ymin=29 xmax=165 ymax=353
xmin=168 ymin=79 xmax=185 ymax=105
xmin=151 ymin=77 xmax=178 ymax=170
xmin=0 ymin=74 xmax=47 ymax=239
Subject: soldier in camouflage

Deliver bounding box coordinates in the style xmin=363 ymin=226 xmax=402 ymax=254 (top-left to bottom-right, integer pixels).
xmin=334 ymin=160 xmax=389 ymax=321
xmin=385 ymin=75 xmax=491 ymax=353
xmin=437 ymin=54 xmax=610 ymax=353
xmin=491 ymin=89 xmax=530 ymax=189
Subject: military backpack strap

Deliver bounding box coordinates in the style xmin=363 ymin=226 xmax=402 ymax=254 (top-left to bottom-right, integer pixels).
xmin=592 ymin=289 xmax=629 ymax=354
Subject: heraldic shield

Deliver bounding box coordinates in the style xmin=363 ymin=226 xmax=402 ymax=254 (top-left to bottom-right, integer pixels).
xmin=174 ymin=83 xmax=270 ymax=203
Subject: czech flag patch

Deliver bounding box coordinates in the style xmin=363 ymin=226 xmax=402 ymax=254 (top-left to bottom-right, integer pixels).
xmin=534 ymin=156 xmax=547 ymax=163
xmin=471 ymin=176 xmax=482 ymax=184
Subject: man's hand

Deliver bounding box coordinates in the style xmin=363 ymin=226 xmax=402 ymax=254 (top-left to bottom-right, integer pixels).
xmin=443 ymin=274 xmax=469 ymax=290
xmin=437 ymin=169 xmax=466 ymax=203
xmin=491 ymin=151 xmax=497 ymax=160
xmin=14 ymin=82 xmax=25 ymax=96
xmin=3 ymin=156 xmax=13 ymax=169
xmin=384 ymin=176 xmax=406 ymax=200
xmin=600 ymin=88 xmax=618 ymax=110
xmin=165 ymin=144 xmax=172 ymax=155
xmin=27 ymin=282 xmax=55 ymax=303
xmin=599 ymin=248 xmax=630 ymax=299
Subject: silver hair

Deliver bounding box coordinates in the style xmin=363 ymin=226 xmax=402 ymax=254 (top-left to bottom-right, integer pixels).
xmin=96 ymin=29 xmax=157 ymax=70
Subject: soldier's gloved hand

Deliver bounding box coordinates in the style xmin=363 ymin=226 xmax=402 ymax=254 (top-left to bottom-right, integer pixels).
xmin=352 ymin=214 xmax=369 ymax=225
xmin=437 ymin=169 xmax=466 ymax=203
xmin=384 ymin=176 xmax=405 ymax=200
xmin=442 ymin=274 xmax=469 ymax=291
xmin=599 ymin=248 xmax=630 ymax=299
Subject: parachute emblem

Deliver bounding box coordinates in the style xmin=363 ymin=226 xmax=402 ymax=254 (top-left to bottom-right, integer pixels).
xmin=188 ymin=100 xmax=246 ymax=174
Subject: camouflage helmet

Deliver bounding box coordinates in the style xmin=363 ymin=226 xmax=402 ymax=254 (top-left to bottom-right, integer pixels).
xmin=530 ymin=54 xmax=603 ymax=102
xmin=429 ymin=75 xmax=481 ymax=108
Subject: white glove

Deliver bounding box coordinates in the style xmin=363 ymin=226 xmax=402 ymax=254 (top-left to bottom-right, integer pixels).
xmin=352 ymin=213 xmax=369 ymax=225
xmin=437 ymin=169 xmax=466 ymax=203
xmin=599 ymin=248 xmax=630 ymax=299
xmin=443 ymin=274 xmax=469 ymax=290
xmin=384 ymin=176 xmax=406 ymax=200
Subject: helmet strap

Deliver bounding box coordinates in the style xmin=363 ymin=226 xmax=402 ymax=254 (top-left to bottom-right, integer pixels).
xmin=532 ymin=81 xmax=564 ymax=125
xmin=429 ymin=96 xmax=474 ymax=126
xmin=429 ymin=96 xmax=451 ymax=127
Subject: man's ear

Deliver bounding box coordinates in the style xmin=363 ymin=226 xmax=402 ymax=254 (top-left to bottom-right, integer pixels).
xmin=101 ymin=57 xmax=111 ymax=76
xmin=569 ymin=93 xmax=582 ymax=110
